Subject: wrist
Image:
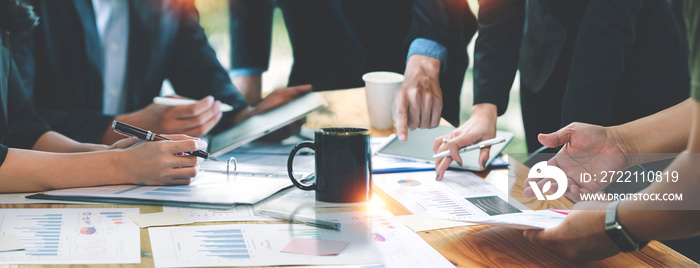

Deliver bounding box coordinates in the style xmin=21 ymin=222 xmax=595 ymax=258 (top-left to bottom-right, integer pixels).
xmin=232 ymin=106 xmax=255 ymax=125
xmin=609 ymin=124 xmax=639 ymax=168
xmin=471 ymin=103 xmax=498 ymax=122
xmin=109 ymin=149 xmax=132 ymax=184
xmin=405 ymin=55 xmax=441 ymax=78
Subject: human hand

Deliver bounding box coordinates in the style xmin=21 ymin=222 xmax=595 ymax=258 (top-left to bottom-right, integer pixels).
xmin=523 ymin=123 xmax=632 ymax=202
xmin=119 ymin=134 xmax=205 ymax=185
xmin=394 ymin=55 xmax=442 ymax=141
xmin=433 ymin=103 xmax=497 ymax=180
xmin=107 ymin=137 xmax=142 ymax=150
xmin=524 ymin=202 xmax=620 ymax=261
xmin=233 ymin=84 xmax=312 ymax=124
xmin=109 ymin=95 xmax=223 ymax=144
xmin=232 ymin=75 xmax=263 ymax=106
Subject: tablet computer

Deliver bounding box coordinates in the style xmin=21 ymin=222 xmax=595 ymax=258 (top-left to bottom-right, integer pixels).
xmin=375 ymin=126 xmax=513 ymax=171
xmin=206 ymin=92 xmax=326 ymax=157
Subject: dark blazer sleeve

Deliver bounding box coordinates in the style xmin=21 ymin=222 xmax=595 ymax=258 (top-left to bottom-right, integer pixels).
xmin=229 ymin=0 xmax=273 ymax=71
xmin=5 ymin=56 xmax=51 ymax=150
xmin=472 ymin=0 xmax=525 ymax=116
xmin=406 ymin=0 xmax=452 ymax=48
xmin=560 ymin=0 xmax=644 ymax=125
xmin=166 ymin=0 xmax=248 ymax=112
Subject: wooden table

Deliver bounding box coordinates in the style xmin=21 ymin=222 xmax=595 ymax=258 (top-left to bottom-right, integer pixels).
xmin=1 ymin=88 xmax=697 ymax=267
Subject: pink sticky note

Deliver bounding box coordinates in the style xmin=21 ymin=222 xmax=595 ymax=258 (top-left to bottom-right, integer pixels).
xmin=281 ymin=238 xmax=350 ymax=256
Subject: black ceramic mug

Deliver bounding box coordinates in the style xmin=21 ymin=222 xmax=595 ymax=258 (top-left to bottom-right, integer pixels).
xmin=287 ymin=127 xmax=372 ymax=203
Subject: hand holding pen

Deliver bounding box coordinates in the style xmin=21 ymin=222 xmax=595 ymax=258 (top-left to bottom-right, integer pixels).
xmin=112 ymin=121 xmax=218 ymax=161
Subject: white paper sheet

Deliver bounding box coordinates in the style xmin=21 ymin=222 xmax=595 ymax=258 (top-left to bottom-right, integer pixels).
xmin=395 ymin=213 xmax=472 ymax=232
xmin=0 ymin=208 xmax=140 ymax=264
xmin=149 ymin=223 xmax=383 ymax=267
xmin=162 ymin=206 xmax=273 ymax=222
xmin=317 ymin=210 xmax=455 ymax=268
xmin=256 ymin=187 xmax=386 ymax=212
xmin=458 ymin=210 xmax=567 ymax=229
xmin=374 ymin=171 xmax=521 ymax=221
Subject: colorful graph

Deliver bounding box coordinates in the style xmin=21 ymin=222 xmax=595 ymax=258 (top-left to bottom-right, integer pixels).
xmin=372 ymin=233 xmax=386 ymax=242
xmin=100 ymin=211 xmax=124 ymax=224
xmin=80 ymin=227 xmax=96 ymax=235
xmin=397 ymin=179 xmax=421 ymax=186
xmin=194 ymin=229 xmax=251 ymax=259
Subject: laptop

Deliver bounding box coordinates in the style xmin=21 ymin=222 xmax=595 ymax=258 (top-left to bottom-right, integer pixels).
xmin=375 ymin=126 xmax=513 ymax=171
xmin=206 ymin=92 xmax=326 ymax=157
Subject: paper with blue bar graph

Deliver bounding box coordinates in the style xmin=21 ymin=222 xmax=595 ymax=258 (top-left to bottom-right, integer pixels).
xmin=148 ymin=223 xmax=383 ymax=267
xmin=0 ymin=208 xmax=139 ymax=264
xmin=27 ymin=171 xmax=293 ymax=209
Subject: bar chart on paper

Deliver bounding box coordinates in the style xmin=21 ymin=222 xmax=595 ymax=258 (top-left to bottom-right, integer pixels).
xmin=0 ymin=208 xmax=140 ymax=264
xmin=149 ymin=224 xmax=382 ymax=267
xmin=374 ymin=171 xmax=512 ymax=221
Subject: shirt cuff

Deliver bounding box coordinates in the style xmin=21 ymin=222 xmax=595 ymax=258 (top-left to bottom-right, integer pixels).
xmin=229 ymin=67 xmax=266 ymax=79
xmin=406 ymin=38 xmax=448 ymax=73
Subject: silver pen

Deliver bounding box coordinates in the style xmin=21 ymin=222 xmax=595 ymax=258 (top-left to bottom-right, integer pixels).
xmin=257 ymin=209 xmax=341 ymax=230
xmin=432 ymin=137 xmax=506 ymax=158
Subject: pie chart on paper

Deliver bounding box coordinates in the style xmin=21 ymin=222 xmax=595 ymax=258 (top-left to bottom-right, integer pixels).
xmin=397 ymin=179 xmax=421 ymax=186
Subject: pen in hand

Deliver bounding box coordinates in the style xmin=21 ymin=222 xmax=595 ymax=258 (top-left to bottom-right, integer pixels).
xmin=432 ymin=137 xmax=506 ymax=158
xmin=111 ymin=120 xmax=218 ymax=161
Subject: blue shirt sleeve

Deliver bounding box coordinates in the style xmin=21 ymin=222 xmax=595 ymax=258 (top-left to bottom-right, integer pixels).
xmin=406 ymin=38 xmax=448 ymax=73
xmin=228 ymin=67 xmax=266 ymax=79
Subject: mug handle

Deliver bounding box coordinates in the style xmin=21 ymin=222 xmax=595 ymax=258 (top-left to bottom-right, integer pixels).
xmin=288 ymin=141 xmax=316 ymax=190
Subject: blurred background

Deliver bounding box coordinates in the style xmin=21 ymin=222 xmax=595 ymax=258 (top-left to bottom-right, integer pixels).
xmin=194 ymin=0 xmax=528 ymax=160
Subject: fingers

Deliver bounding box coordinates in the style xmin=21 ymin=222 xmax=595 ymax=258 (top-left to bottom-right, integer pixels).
xmin=182 ymin=104 xmax=223 ymax=137
xmin=394 ymin=93 xmax=409 ymax=141
xmin=538 ymin=124 xmax=576 ymax=148
xmin=166 ymin=139 xmax=208 ymax=154
xmin=523 ymin=228 xmax=553 ymax=247
xmin=430 ymin=98 xmax=442 ymax=128
xmin=419 ymin=94 xmax=432 ymax=129
xmin=435 ymin=156 xmax=451 ymax=180
xmin=169 ymin=96 xmax=215 ymax=119
xmin=433 ymin=135 xmax=448 ymax=153
xmin=287 ymin=84 xmax=313 ymax=96
xmin=406 ymin=91 xmax=421 ymax=131
xmin=478 ymin=147 xmax=490 ymax=169
xmin=523 ymin=178 xmax=558 ymax=198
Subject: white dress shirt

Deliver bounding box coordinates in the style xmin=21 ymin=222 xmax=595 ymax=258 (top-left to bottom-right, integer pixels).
xmin=92 ymin=0 xmax=130 ymax=115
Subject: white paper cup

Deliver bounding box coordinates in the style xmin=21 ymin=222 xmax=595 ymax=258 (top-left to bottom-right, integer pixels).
xmin=362 ymin=71 xmax=404 ymax=129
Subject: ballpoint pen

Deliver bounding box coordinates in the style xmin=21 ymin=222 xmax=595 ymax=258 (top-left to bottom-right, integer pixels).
xmin=432 ymin=137 xmax=507 ymax=158
xmin=111 ymin=120 xmax=218 ymax=161
xmin=257 ymin=209 xmax=341 ymax=230
xmin=153 ymin=97 xmax=234 ymax=112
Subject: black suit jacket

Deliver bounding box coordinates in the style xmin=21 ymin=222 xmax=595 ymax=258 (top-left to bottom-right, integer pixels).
xmin=229 ymin=0 xmax=477 ymax=126
xmin=0 ymin=35 xmax=51 ymax=166
xmin=12 ymin=0 xmax=248 ymax=143
xmin=474 ymin=0 xmax=689 ymax=126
